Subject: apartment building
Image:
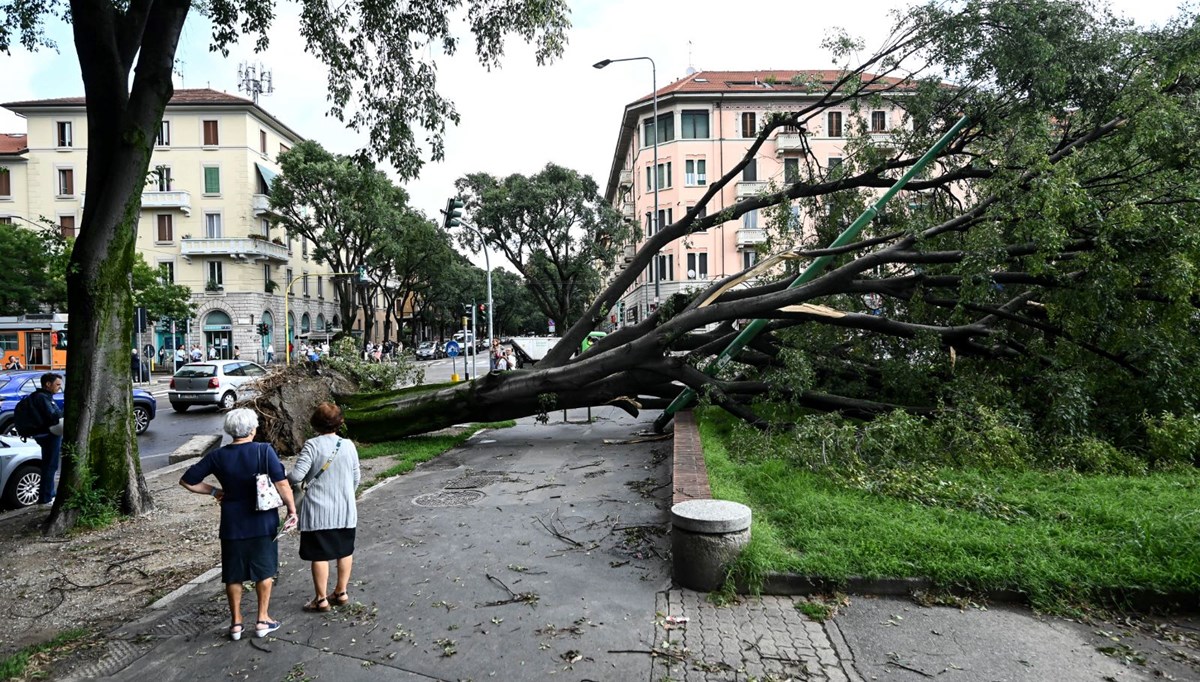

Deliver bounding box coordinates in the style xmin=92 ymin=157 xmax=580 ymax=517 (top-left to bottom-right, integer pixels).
xmin=0 ymin=89 xmax=342 ymax=362
xmin=602 ymin=70 xmax=907 ymax=327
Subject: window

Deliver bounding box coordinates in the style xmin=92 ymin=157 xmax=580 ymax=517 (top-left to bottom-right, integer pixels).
xmin=742 ymin=159 xmax=758 ymax=182
xmin=871 ymin=110 xmax=887 ymax=133
xmin=681 ymin=110 xmax=709 ymax=139
xmin=202 ymin=120 xmax=219 ymax=146
xmin=203 ymin=165 xmax=221 ymax=195
xmin=741 ymin=112 xmax=757 ymax=138
xmin=642 ymin=113 xmax=674 ymax=147
xmin=156 ymin=214 xmax=173 ymax=242
xmin=828 ymin=156 xmax=843 ymax=170
xmin=56 ymin=121 xmax=72 ymax=147
xmin=687 ymin=204 xmax=708 ymax=227
xmin=657 ymin=208 xmax=673 ymax=232
xmin=645 ymin=212 xmax=653 ymax=235
xmin=302 ymin=272 xmax=310 ymax=297
xmin=742 ymin=249 xmax=758 ymax=270
xmin=784 ymin=158 xmax=800 ymax=183
xmin=157 ymin=120 xmax=171 ymax=146
xmin=159 ymin=262 xmax=175 ymax=284
xmin=302 ymin=238 xmax=308 ymax=258
xmin=288 ymin=235 xmax=294 ymax=254
xmin=687 ymin=252 xmax=708 ymax=279
xmin=645 ymin=166 xmax=652 ymax=192
xmin=656 ymin=161 xmax=672 ymax=189
xmin=58 ymin=215 xmax=76 ymax=238
xmin=154 ymin=166 xmax=173 ymax=191
xmin=827 ymin=111 xmax=843 ymax=137
xmin=263 ymin=264 xmax=272 ymax=291
xmin=279 ymin=143 xmax=290 ymax=156
xmin=0 ymin=333 xmax=17 ymax=351
xmin=685 ymin=159 xmax=707 ymax=186
xmin=260 ymin=130 xmax=268 ymax=154
xmin=261 ymin=219 xmax=270 ymax=237
xmin=204 ymin=212 xmax=222 ymax=239
xmin=317 ymin=275 xmax=324 ymax=299
xmin=207 ymin=261 xmax=223 ymax=287
xmin=0 ymin=168 xmax=9 ymax=197
xmin=743 ymin=210 xmax=759 ymax=229
xmin=656 ymin=254 xmax=674 ymax=282
xmin=285 ymin=268 xmax=294 ymax=296
xmin=57 ymin=168 xmax=74 ymax=196
xmin=0 ymin=217 xmax=10 ymax=225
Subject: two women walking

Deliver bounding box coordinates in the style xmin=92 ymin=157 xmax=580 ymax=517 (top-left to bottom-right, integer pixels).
xmin=180 ymin=403 xmax=361 ymax=640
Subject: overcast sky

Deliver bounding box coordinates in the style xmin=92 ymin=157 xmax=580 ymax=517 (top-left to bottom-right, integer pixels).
xmin=0 ymin=0 xmax=1189 ymax=253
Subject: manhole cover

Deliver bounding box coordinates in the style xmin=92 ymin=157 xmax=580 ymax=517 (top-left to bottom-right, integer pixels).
xmin=413 ymin=489 xmax=486 ymax=507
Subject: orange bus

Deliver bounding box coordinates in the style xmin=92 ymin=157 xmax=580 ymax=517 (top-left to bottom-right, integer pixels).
xmin=0 ymin=313 xmax=69 ymax=370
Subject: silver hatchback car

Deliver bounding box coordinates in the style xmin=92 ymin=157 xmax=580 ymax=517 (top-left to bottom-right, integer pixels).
xmin=0 ymin=434 xmax=43 ymax=508
xmin=168 ymin=360 xmax=268 ymax=412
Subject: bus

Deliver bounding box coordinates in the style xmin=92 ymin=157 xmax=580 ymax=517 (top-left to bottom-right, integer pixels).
xmin=0 ymin=314 xmax=69 ymax=370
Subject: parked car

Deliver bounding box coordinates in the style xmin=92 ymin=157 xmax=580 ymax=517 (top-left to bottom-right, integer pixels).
xmin=0 ymin=370 xmax=157 ymax=436
xmin=415 ymin=341 xmax=444 ymax=361
xmin=0 ymin=434 xmax=42 ymax=508
xmin=168 ymin=360 xmax=268 ymax=412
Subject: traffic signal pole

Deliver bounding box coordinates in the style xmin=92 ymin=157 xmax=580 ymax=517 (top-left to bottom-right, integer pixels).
xmin=442 ymin=197 xmax=493 ymax=357
xmin=284 ymin=269 xmax=363 ymax=366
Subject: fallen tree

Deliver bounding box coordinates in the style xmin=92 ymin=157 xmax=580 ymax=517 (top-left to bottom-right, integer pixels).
xmin=344 ymin=1 xmax=1200 ymax=446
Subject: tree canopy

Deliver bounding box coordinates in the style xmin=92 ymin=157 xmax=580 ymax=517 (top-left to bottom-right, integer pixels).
xmin=455 ymin=163 xmax=628 ymax=330
xmin=343 ymin=0 xmax=1200 ymax=457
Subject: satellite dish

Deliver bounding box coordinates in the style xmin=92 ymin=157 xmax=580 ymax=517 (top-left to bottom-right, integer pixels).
xmin=687 ymin=269 xmax=697 ymax=280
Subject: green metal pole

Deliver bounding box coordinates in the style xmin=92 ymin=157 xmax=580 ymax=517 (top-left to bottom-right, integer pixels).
xmin=655 ymin=115 xmax=971 ymax=431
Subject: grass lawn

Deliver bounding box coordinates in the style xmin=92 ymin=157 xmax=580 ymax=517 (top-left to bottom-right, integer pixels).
xmin=698 ymin=411 xmax=1200 ymax=611
xmin=358 ymin=420 xmax=516 ymax=483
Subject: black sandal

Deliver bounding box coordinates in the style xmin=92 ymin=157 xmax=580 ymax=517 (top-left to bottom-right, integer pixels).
xmin=331 ymin=592 xmax=349 ymax=606
xmin=303 ymin=597 xmax=330 ymax=612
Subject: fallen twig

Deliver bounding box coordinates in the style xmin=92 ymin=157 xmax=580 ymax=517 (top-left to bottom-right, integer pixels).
xmin=535 ymin=515 xmax=583 ymax=548
xmin=607 ymin=648 xmax=689 ymax=662
xmin=477 ymin=573 xmax=539 ymax=608
xmin=883 ymin=660 xmax=935 ymax=677
xmin=518 ymin=483 xmax=566 ymax=494
xmin=569 ymin=460 xmax=605 ymax=470
xmin=106 ymin=550 xmax=160 ymax=572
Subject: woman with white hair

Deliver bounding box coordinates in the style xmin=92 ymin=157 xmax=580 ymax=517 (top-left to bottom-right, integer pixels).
xmin=180 ymin=408 xmax=297 ymax=641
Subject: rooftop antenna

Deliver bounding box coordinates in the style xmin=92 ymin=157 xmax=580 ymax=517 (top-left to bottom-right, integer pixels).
xmin=685 ymin=40 xmax=696 ymax=76
xmin=237 ymin=61 xmax=275 ymax=104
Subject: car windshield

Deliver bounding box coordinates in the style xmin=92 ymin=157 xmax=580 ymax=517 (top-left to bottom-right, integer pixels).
xmin=175 ymin=365 xmax=217 ymax=378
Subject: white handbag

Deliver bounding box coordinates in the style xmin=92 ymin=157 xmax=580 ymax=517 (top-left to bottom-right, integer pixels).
xmin=254 ymin=446 xmax=284 ymax=511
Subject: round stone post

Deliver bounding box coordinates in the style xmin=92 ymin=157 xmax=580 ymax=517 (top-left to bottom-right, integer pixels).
xmin=670 ymin=499 xmax=752 ymax=592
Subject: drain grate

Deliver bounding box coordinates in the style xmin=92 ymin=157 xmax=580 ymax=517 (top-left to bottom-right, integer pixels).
xmin=444 ymin=470 xmax=509 ymax=489
xmin=413 ymin=489 xmax=486 ymax=507
xmin=150 ymin=603 xmax=226 ymax=637
xmin=69 ymin=639 xmax=148 ymax=679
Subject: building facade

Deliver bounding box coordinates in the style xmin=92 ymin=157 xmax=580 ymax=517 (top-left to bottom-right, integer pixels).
xmin=0 ymin=89 xmax=343 ymax=363
xmin=601 ymin=70 xmax=908 ymax=327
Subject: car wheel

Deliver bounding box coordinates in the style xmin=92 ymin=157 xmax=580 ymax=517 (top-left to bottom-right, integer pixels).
xmin=1 ymin=420 xmax=17 ymax=437
xmin=133 ymin=405 xmax=151 ymax=434
xmin=219 ymin=392 xmax=237 ymax=410
xmin=171 ymin=402 xmax=190 ymax=413
xmin=3 ymin=464 xmax=41 ymax=508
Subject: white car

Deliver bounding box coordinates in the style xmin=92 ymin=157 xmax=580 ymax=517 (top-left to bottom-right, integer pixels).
xmin=0 ymin=434 xmax=43 ymax=508
xmin=168 ymin=360 xmax=268 ymax=412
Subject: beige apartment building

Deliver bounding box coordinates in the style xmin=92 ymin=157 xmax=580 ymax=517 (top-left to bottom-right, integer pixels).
xmin=602 ymin=70 xmax=908 ymax=327
xmin=0 ymin=89 xmax=346 ymax=363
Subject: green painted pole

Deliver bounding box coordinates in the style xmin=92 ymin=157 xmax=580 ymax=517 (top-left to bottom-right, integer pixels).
xmin=654 ymin=115 xmax=972 ymax=431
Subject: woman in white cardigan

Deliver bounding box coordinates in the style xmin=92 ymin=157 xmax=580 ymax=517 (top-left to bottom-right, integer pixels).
xmin=288 ymin=402 xmax=361 ymax=612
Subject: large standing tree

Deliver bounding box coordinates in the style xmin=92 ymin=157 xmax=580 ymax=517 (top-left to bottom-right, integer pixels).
xmin=0 ymin=0 xmax=569 ymax=533
xmin=455 ymin=163 xmax=628 ymax=330
xmin=341 ymin=1 xmax=1200 ymax=444
xmin=373 ymin=212 xmax=454 ymax=348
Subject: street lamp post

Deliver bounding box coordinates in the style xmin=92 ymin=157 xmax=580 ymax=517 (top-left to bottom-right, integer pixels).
xmin=284 ymin=270 xmax=358 ymax=366
xmin=594 ymin=55 xmax=658 ymax=319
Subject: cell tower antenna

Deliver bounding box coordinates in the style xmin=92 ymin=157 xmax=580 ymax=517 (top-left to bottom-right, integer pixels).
xmin=686 ymin=40 xmax=696 ymax=76
xmin=237 ymin=61 xmax=275 ymax=104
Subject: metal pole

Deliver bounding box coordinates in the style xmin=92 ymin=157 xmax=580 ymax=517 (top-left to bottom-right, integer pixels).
xmin=471 ymin=301 xmax=478 ymax=379
xmin=655 ymin=114 xmax=973 ymax=430
xmin=485 ymin=246 xmax=493 ymax=355
xmin=651 ymin=58 xmax=659 ymax=309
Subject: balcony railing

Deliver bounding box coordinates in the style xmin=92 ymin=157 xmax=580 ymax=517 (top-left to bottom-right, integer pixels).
xmin=735 ymin=181 xmax=768 ymax=198
xmin=620 ymin=201 xmax=635 ymax=219
xmin=251 ymin=194 xmax=271 ymax=216
xmin=775 ymin=132 xmax=805 ymax=154
xmin=736 ymin=228 xmax=767 ymax=246
xmin=619 ymin=169 xmax=633 ymax=188
xmin=180 ymin=237 xmax=290 ymax=262
xmin=622 ymin=244 xmax=636 ymax=263
xmin=80 ymin=189 xmax=192 ymax=215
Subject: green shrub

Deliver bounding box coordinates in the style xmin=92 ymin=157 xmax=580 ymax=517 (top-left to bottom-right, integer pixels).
xmin=1143 ymin=412 xmax=1200 ymax=469
xmin=323 ymin=337 xmax=424 ymax=390
xmin=1049 ymin=437 xmax=1147 ymax=475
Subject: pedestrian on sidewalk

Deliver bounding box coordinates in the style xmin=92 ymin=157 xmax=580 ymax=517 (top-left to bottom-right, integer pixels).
xmin=15 ymin=373 xmax=63 ymax=507
xmin=288 ymin=402 xmax=361 ymax=613
xmin=179 ymin=408 xmax=298 ymax=641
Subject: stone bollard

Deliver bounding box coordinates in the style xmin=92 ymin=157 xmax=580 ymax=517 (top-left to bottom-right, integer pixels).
xmin=671 ymin=499 xmax=752 ymax=592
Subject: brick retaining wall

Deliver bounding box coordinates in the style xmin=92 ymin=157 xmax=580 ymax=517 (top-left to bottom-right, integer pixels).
xmin=672 ymin=411 xmax=712 ymax=505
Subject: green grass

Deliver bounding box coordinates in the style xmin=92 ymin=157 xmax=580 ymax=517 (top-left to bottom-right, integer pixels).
xmin=0 ymin=628 xmax=89 ymax=679
xmin=359 ymin=421 xmax=517 ymax=484
xmin=699 ymin=411 xmax=1200 ymax=611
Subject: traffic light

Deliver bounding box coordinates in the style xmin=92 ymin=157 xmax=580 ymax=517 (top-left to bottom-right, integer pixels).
xmin=443 ymin=197 xmax=464 ymax=229
xmin=479 ymin=303 xmax=487 ymax=314
xmin=256 ymin=322 xmax=271 ymax=336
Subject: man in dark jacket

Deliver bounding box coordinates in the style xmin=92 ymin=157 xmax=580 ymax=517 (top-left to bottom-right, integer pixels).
xmin=23 ymin=373 xmax=64 ymax=505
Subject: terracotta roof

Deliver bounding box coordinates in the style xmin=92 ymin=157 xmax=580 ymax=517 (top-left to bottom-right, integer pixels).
xmin=2 ymin=88 xmax=254 ymax=109
xmin=0 ymin=133 xmax=27 ymax=155
xmin=631 ymin=70 xmax=910 ymax=104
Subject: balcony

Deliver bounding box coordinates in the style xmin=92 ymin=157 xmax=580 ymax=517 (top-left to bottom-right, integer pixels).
xmin=180 ymin=237 xmax=290 ymax=262
xmin=251 ymin=193 xmax=271 ymax=216
xmin=735 ymin=181 xmax=768 ymax=198
xmin=775 ymin=132 xmax=806 ymax=154
xmin=736 ymin=228 xmax=767 ymax=246
xmin=618 ymin=169 xmax=633 ymax=188
xmin=80 ymin=189 xmax=191 ymax=215
xmin=620 ymin=200 xmax=635 ymax=219
xmin=622 ymin=244 xmax=636 ymax=263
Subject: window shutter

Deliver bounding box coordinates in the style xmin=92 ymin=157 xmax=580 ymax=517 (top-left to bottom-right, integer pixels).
xmin=0 ymin=169 xmax=9 ymax=196
xmin=157 ymin=214 xmax=173 ymax=241
xmin=204 ymin=166 xmax=221 ymax=194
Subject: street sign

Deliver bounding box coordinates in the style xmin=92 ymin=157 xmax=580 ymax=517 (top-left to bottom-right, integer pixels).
xmin=445 ymin=340 xmax=460 ymax=357
xmin=548 ymin=319 xmax=556 ymax=333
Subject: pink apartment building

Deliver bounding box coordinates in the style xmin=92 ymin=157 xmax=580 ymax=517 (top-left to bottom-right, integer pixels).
xmin=602 ymin=70 xmax=908 ymax=327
